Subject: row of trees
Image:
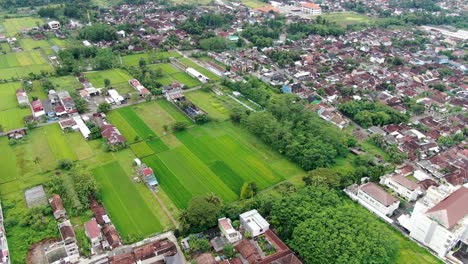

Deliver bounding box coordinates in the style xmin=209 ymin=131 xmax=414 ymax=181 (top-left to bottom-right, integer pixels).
xmin=288 ymin=16 xmax=346 ymax=39
xmin=338 ymin=100 xmax=408 ymax=128
xmin=226 ymin=84 xmax=350 ymax=170
xmin=179 ymin=14 xmax=233 ymax=35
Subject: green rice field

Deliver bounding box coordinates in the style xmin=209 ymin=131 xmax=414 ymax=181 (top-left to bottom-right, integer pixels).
xmin=109 ymin=98 xmax=304 ymax=209
xmin=0 ymin=82 xmax=31 ymax=130
xmin=1 ymin=17 xmax=43 ymax=36
xmin=93 ymin=162 xmax=164 ymax=239
xmin=0 ymin=50 xmax=53 ymax=79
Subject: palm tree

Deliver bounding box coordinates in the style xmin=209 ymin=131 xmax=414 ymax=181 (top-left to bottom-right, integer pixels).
xmin=205 ymin=192 xmax=221 ymax=206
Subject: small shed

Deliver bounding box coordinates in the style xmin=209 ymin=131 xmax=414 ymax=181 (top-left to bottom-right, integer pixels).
xmin=24 ymin=185 xmax=47 ymax=208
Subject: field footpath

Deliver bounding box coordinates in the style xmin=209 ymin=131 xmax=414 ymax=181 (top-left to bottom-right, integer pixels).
xmin=150 ymin=189 xmax=179 ymax=228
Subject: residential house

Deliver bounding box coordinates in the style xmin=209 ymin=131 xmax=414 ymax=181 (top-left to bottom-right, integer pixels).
xmin=107 ymin=89 xmax=125 ymax=105
xmin=129 ymin=79 xmax=150 ymax=96
xmin=58 ymin=220 xmax=79 ymax=262
xmin=48 ymin=21 xmax=61 ymax=30
xmin=165 ymin=88 xmax=184 ymax=102
xmin=49 ymin=194 xmax=66 ymax=220
xmin=239 ymin=210 xmax=269 ymax=237
xmin=357 ymin=182 xmax=400 ymax=216
xmin=138 ymin=166 xmax=158 ymax=189
xmin=31 ymin=99 xmax=45 ymax=117
xmin=218 ymin=217 xmax=242 ymax=243
xmin=16 ymin=89 xmax=29 ymax=106
xmin=381 ymin=174 xmax=421 ymax=201
xmin=102 ymin=225 xmax=121 ymax=249
xmin=57 ymin=91 xmax=76 ymax=113
xmin=101 ymin=124 xmax=126 ymax=145
xmin=398 ymin=185 xmax=468 ymax=257
xmin=84 ymin=218 xmax=102 ymax=252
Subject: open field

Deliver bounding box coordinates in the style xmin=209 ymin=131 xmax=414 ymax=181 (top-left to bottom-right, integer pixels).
xmin=0 ymin=82 xmax=22 ymax=111
xmin=171 ymin=72 xmax=201 ymax=88
xmin=392 ymin=228 xmax=443 ymax=264
xmin=18 ymin=38 xmax=50 ymax=51
xmin=178 ymin=57 xmax=220 ymax=81
xmin=320 ymin=12 xmax=375 ymax=27
xmin=50 ymin=76 xmax=81 ymax=93
xmin=241 ymin=0 xmax=266 ymax=8
xmin=1 ymin=17 xmax=43 ymax=36
xmin=93 ymin=162 xmax=164 ymax=239
xmin=184 ymin=90 xmax=237 ymax=121
xmin=121 ymin=51 xmax=182 ymax=66
xmin=85 ymin=69 xmax=134 ymax=94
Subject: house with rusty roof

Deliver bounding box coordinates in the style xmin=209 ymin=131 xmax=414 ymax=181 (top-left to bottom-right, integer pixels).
xmin=398 ymin=185 xmax=468 ymax=258
xmin=84 ymin=218 xmax=102 ymax=254
xmin=58 ymin=220 xmax=80 ymax=262
xmin=101 ymin=124 xmax=126 ymax=146
xmin=49 ymin=194 xmax=66 ymax=220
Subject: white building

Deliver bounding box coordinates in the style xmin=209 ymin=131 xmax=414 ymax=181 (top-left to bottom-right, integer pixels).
xmin=83 ymin=40 xmax=92 ymax=47
xmin=357 ymin=182 xmax=400 ymax=216
xmin=186 ymin=67 xmax=209 ymax=83
xmin=239 ymin=209 xmax=269 ymax=237
xmin=301 ymin=2 xmax=322 ymax=15
xmin=381 ymin=174 xmax=422 ymax=201
xmin=398 ymin=185 xmax=468 ymax=257
xmin=108 ymin=89 xmax=125 ymax=105
xmin=48 ymin=21 xmax=60 ymax=30
xmin=72 ymin=116 xmax=91 ymax=139
xmin=218 ymin=218 xmax=242 ymax=243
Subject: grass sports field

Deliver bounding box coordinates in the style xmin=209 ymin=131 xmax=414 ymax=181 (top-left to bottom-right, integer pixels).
xmin=1 ymin=17 xmax=43 ymax=36
xmin=320 ymin=12 xmax=374 ymax=27
xmin=93 ymin=162 xmax=164 ymax=239
xmin=85 ymin=69 xmax=134 ymax=94
xmin=121 ymin=51 xmax=181 ymax=66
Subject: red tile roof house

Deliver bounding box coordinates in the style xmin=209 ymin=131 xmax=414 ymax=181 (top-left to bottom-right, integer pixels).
xmin=102 ymin=225 xmax=121 ymax=250
xmin=101 ymin=124 xmax=126 ymax=145
xmin=84 ymin=218 xmax=102 ymax=252
xmin=357 ymin=182 xmax=400 ymax=216
xmin=31 ymin=99 xmax=45 ymax=117
xmin=49 ymin=194 xmax=66 ymax=220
